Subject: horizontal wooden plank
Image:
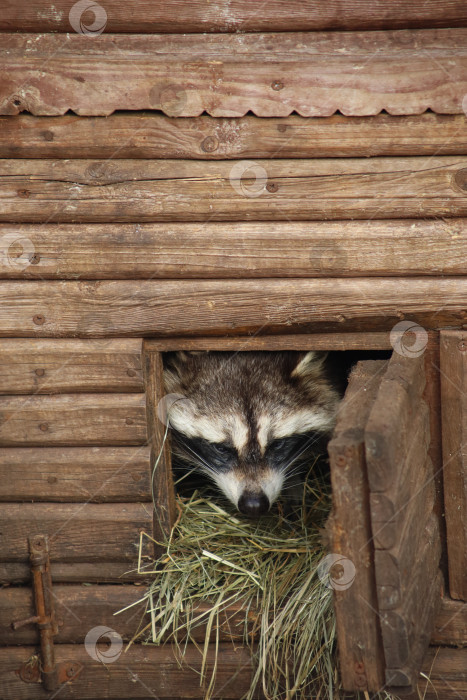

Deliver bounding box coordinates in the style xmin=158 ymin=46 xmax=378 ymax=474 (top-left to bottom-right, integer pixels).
xmin=2 ymin=113 xmax=467 ymax=159
xmin=0 ymin=561 xmax=145 ymax=584
xmin=432 ymin=597 xmax=467 ymax=645
xmin=1 ymin=30 xmax=466 ymax=117
xmin=0 ymin=394 xmax=147 ymax=446
xmin=1 ymin=587 xmax=249 ymax=647
xmin=2 ymin=584 xmax=463 ymax=647
xmin=0 ymin=339 xmax=143 ymax=392
xmin=2 ymin=157 xmax=467 ymax=222
xmin=0 ymin=279 xmax=466 ymax=337
xmin=1 ymin=585 xmax=147 ymax=646
xmin=2 ymin=1 xmax=467 ymax=33
xmin=0 ymin=446 xmax=151 ymax=502
xmin=2 ymin=219 xmax=467 ymax=279
xmin=0 ymin=503 xmax=152 ymax=563
xmin=0 ymin=644 xmax=257 ymax=699
xmin=0 ymin=642 xmax=465 ymax=699
xmin=146 ymin=333 xmax=393 ymax=351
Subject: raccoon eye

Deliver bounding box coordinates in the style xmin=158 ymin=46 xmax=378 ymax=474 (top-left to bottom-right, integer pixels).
xmin=269 ymin=438 xmax=289 ymax=452
xmin=211 ymin=442 xmax=233 ymax=458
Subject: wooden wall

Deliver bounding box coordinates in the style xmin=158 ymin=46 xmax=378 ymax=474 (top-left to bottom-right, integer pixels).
xmin=1 ymin=2 xmax=467 ymax=698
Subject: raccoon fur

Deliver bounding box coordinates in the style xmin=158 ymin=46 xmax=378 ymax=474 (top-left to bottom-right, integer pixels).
xmin=163 ymin=350 xmax=341 ymax=517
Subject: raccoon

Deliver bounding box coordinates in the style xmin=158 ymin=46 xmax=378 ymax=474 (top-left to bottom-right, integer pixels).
xmin=163 ymin=351 xmax=341 ymax=517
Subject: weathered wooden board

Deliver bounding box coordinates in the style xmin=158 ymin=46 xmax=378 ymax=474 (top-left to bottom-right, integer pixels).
xmin=1 ymin=30 xmax=466 ymax=117
xmin=1 ymin=157 xmax=467 ymax=222
xmin=2 ymin=219 xmax=467 ymax=279
xmin=1 ymin=642 xmax=466 ymax=699
xmin=432 ymin=597 xmax=467 ymax=645
xmin=0 ymin=279 xmax=467 ymax=337
xmin=0 ymin=394 xmax=147 ymax=446
xmin=408 ymin=645 xmax=467 ymax=700
xmin=2 ymin=113 xmax=467 ymax=159
xmin=0 ymin=339 xmax=143 ymax=393
xmin=0 ymin=503 xmax=152 ymax=563
xmin=365 ymin=353 xmax=441 ymax=689
xmin=2 ymin=1 xmax=467 ymax=33
xmin=375 ymin=514 xmax=440 ymax=611
xmin=143 ymin=348 xmax=176 ymax=545
xmin=383 ymin=571 xmax=442 ymax=686
xmin=0 ymin=446 xmax=151 ymax=502
xmin=0 ymin=587 xmax=251 ymax=646
xmin=0 ymin=561 xmax=145 ymax=584
xmin=328 ymin=360 xmax=387 ymax=692
xmin=1 ymin=584 xmax=463 ymax=647
xmin=369 ymin=402 xmax=431 ymax=550
xmin=440 ymin=330 xmax=467 ymax=601
xmin=1 ymin=585 xmax=147 ymax=646
xmin=0 ymin=644 xmax=257 ymax=699
xmin=365 ymin=352 xmax=426 ymax=492
xmin=146 ymin=333 xmax=393 ymax=351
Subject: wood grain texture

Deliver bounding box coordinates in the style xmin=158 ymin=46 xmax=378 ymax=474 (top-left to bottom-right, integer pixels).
xmin=365 ymin=353 xmax=442 ymax=689
xmin=328 ymin=360 xmax=387 ymax=692
xmin=1 ymin=587 xmax=250 ymax=646
xmin=143 ymin=348 xmax=176 ymax=546
xmin=440 ymin=330 xmax=467 ymax=601
xmin=3 ymin=219 xmax=467 ymax=279
xmin=0 ymin=644 xmax=257 ymax=699
xmin=1 ymin=157 xmax=467 ymax=222
xmin=0 ymin=561 xmax=145 ymax=584
xmin=432 ymin=597 xmax=467 ymax=645
xmin=2 ymin=1 xmax=467 ymax=33
xmin=0 ymin=394 xmax=147 ymax=446
xmin=145 ymin=333 xmax=393 ymax=351
xmin=0 ymin=643 xmax=466 ymax=699
xmin=0 ymin=503 xmax=152 ymax=563
xmin=0 ymin=30 xmax=466 ymax=117
xmin=1 ymin=279 xmax=467 ymax=337
xmin=0 ymin=446 xmax=151 ymax=502
xmin=365 ymin=352 xmax=426 ymax=492
xmin=0 ymin=339 xmax=143 ymax=393
xmin=2 ymin=113 xmax=467 ymax=159
xmin=1 ymin=585 xmax=147 ymax=646
xmin=1 ymin=584 xmax=464 ymax=647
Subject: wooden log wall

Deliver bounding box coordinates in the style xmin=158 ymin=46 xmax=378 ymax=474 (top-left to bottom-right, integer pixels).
xmin=1 ymin=5 xmax=467 ymax=698
xmin=0 ymin=338 xmax=153 ymax=585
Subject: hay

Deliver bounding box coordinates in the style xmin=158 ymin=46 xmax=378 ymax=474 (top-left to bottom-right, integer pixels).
xmin=120 ymin=464 xmax=402 ymax=700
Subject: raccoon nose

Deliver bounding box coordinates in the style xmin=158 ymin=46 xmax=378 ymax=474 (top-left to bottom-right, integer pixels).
xmin=238 ymin=491 xmax=270 ymax=517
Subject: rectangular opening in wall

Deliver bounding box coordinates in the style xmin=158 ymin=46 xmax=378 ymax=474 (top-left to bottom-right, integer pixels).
xmin=142 ymin=332 xmax=443 ymax=696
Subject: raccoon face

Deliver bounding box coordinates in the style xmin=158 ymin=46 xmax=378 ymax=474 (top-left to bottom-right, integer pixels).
xmin=163 ymin=351 xmax=340 ymax=517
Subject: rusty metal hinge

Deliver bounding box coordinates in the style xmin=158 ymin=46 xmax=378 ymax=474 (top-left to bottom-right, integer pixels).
xmin=12 ymin=535 xmax=83 ymax=690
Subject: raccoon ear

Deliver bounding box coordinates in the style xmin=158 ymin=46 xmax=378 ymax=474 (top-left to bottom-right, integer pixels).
xmin=291 ymin=351 xmax=328 ymax=379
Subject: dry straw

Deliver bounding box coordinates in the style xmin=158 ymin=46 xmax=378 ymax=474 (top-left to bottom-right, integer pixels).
xmin=119 ymin=453 xmax=402 ymax=699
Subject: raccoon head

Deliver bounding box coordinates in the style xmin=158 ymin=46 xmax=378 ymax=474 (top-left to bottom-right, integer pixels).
xmin=163 ymin=351 xmax=340 ymax=517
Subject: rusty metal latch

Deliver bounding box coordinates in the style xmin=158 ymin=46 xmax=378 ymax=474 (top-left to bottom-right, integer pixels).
xmin=12 ymin=535 xmax=83 ymax=690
